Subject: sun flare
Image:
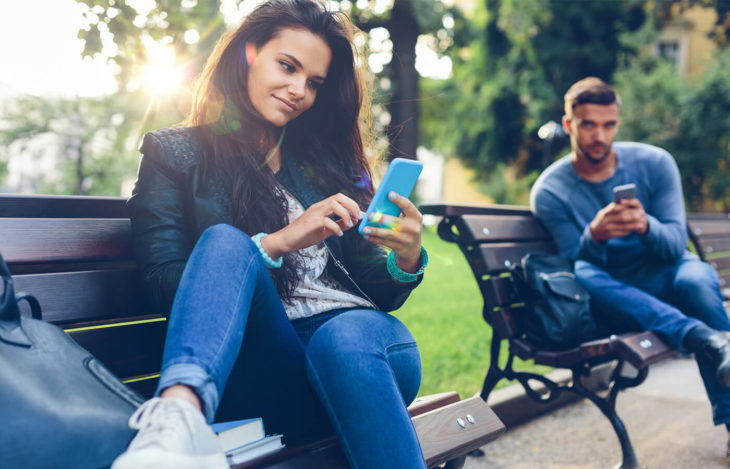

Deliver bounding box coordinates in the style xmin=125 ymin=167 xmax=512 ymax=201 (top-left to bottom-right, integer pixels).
xmin=141 ymin=62 xmax=184 ymax=95
xmin=139 ymin=41 xmax=184 ymax=96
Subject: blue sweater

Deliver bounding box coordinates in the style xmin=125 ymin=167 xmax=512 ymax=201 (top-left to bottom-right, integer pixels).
xmin=530 ymin=142 xmax=688 ymax=276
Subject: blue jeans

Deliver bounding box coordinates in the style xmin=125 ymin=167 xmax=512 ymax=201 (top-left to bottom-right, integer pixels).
xmin=155 ymin=224 xmax=425 ymax=469
xmin=575 ymin=252 xmax=730 ymax=424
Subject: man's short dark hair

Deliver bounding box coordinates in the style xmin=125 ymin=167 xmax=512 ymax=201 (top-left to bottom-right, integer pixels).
xmin=564 ymin=77 xmax=621 ymax=117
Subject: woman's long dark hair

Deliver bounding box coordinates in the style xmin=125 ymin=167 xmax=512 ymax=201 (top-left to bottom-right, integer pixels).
xmin=185 ymin=0 xmax=374 ymax=299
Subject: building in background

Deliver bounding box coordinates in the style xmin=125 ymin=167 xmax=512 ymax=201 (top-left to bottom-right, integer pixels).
xmin=654 ymin=3 xmax=719 ymax=78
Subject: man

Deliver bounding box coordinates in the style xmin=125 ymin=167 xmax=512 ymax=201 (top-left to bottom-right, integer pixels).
xmin=530 ymin=76 xmax=730 ymax=452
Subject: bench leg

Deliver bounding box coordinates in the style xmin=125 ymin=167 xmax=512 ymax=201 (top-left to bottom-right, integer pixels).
xmin=573 ymin=364 xmax=647 ymax=469
xmin=439 ymin=455 xmax=466 ymax=469
xmin=479 ymin=337 xmax=504 ymax=401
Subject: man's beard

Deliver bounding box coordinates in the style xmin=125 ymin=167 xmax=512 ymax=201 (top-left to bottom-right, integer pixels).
xmin=578 ymin=142 xmax=612 ymax=164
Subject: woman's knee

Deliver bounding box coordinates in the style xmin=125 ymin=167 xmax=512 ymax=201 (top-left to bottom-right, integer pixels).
xmin=306 ymin=310 xmax=421 ymax=401
xmin=195 ymin=224 xmax=256 ymax=258
xmin=199 ymin=223 xmax=248 ymax=245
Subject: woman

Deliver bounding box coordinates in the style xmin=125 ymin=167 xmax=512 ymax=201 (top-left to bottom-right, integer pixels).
xmin=112 ymin=1 xmax=428 ymax=468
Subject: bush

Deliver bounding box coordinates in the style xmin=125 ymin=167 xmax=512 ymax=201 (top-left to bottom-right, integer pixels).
xmin=615 ymin=48 xmax=730 ymax=211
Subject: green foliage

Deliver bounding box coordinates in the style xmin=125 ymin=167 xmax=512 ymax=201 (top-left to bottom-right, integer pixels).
xmin=616 ymin=47 xmax=730 ymax=211
xmin=422 ymin=0 xmax=647 ymax=203
xmin=395 ymin=227 xmax=551 ymax=398
xmin=476 ymin=164 xmax=539 ymax=206
xmin=76 ymin=0 xmax=224 ymax=86
xmin=1 ymin=1 xmax=222 ymax=195
xmin=337 ymin=0 xmax=462 ymax=160
xmin=0 ymin=94 xmax=142 ymax=195
xmin=2 ymin=0 xmax=462 ymax=195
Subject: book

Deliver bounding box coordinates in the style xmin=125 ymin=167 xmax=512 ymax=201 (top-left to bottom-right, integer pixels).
xmin=211 ymin=418 xmax=265 ymax=453
xmin=226 ymin=434 xmax=285 ymax=466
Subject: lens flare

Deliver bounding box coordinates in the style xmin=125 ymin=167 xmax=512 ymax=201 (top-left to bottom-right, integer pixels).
xmin=356 ymin=170 xmax=372 ymax=190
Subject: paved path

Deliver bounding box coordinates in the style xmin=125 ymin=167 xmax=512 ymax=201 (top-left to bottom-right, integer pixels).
xmin=464 ymin=357 xmax=730 ymax=469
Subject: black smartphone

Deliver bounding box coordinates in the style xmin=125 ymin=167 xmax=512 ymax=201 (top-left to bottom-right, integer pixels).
xmin=613 ymin=183 xmax=636 ymax=203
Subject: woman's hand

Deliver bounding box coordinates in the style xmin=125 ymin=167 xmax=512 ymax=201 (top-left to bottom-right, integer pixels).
xmin=361 ymin=192 xmax=423 ymax=273
xmin=262 ymin=193 xmax=363 ymax=259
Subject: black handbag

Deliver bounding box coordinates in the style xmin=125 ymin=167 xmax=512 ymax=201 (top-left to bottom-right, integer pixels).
xmin=0 ymin=252 xmax=143 ymax=469
xmin=510 ymin=252 xmax=598 ymax=350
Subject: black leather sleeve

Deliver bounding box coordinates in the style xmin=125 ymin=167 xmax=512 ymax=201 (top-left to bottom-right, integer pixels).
xmin=339 ymin=230 xmax=422 ymax=312
xmin=127 ymin=132 xmax=195 ymax=316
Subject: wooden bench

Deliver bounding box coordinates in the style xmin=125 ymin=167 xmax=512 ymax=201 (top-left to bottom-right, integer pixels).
xmin=687 ymin=212 xmax=730 ymax=302
xmin=421 ymin=203 xmax=678 ymax=469
xmin=0 ymin=194 xmax=505 ymax=469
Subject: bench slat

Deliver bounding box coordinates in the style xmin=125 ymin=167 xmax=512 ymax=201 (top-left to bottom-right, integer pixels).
xmin=0 ymin=194 xmax=128 ymax=218
xmin=698 ymin=238 xmax=730 ymax=256
xmin=687 ymin=217 xmax=730 ymax=238
xmin=0 ymin=218 xmax=132 ymax=263
xmin=478 ymin=242 xmax=556 ymax=274
xmin=13 ymin=269 xmax=145 ymax=324
xmin=421 ymin=203 xmax=531 ymax=218
xmin=68 ymin=321 xmax=166 ymax=380
xmin=706 ymin=257 xmax=730 ymax=271
xmin=455 ymin=215 xmax=550 ymax=244
xmin=408 ymin=391 xmax=460 ymax=417
xmin=125 ymin=376 xmax=160 ymax=399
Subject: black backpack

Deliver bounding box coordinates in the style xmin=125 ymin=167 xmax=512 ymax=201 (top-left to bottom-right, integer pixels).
xmin=510 ymin=252 xmax=598 ymax=350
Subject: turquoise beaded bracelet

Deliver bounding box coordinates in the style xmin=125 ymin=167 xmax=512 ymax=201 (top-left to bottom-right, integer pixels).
xmin=252 ymin=232 xmax=283 ymax=269
xmin=386 ymin=246 xmax=428 ymax=283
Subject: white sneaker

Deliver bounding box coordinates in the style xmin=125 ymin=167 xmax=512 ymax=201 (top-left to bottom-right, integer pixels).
xmin=111 ymin=397 xmax=229 ymax=469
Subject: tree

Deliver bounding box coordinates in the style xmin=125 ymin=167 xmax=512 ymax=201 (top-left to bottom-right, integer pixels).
xmin=351 ymin=0 xmax=457 ymax=160
xmin=0 ymin=94 xmax=140 ymax=195
xmin=421 ymin=0 xmax=647 ymax=203
xmin=78 ymin=0 xmax=460 ymax=161
xmin=616 ymin=47 xmax=730 ymax=211
xmin=0 ymin=1 xmax=225 ymax=195
xmin=2 ymin=1 xmax=461 ymax=195
xmin=77 ymin=0 xmax=224 ymax=88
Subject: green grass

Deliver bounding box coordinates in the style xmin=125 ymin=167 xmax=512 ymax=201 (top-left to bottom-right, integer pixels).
xmin=393 ymin=226 xmax=552 ymax=399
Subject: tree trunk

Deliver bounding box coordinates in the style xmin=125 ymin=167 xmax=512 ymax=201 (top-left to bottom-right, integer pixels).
xmin=386 ymin=0 xmax=421 ymax=161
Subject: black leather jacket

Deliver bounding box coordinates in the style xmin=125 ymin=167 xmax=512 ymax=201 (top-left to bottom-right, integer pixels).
xmin=127 ymin=127 xmax=422 ymax=316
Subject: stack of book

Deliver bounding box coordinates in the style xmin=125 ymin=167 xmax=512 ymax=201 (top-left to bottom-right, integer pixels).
xmin=211 ymin=417 xmax=284 ymax=466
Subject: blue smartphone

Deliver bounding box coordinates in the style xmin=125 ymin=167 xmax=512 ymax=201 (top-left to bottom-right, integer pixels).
xmin=358 ymin=158 xmax=423 ymax=235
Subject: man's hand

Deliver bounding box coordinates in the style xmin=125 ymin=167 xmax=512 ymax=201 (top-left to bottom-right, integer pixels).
xmin=589 ymin=198 xmax=648 ymax=242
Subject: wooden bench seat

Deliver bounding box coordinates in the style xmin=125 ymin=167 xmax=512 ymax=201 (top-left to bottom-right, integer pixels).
xmin=421 ymin=203 xmax=678 ymax=469
xmin=687 ymin=212 xmax=730 ymax=302
xmin=0 ymin=194 xmax=504 ymax=469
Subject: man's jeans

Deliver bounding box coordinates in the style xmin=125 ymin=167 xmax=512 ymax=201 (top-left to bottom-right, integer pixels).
xmin=575 ymin=252 xmax=730 ymax=424
xmin=155 ymin=224 xmax=425 ymax=469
